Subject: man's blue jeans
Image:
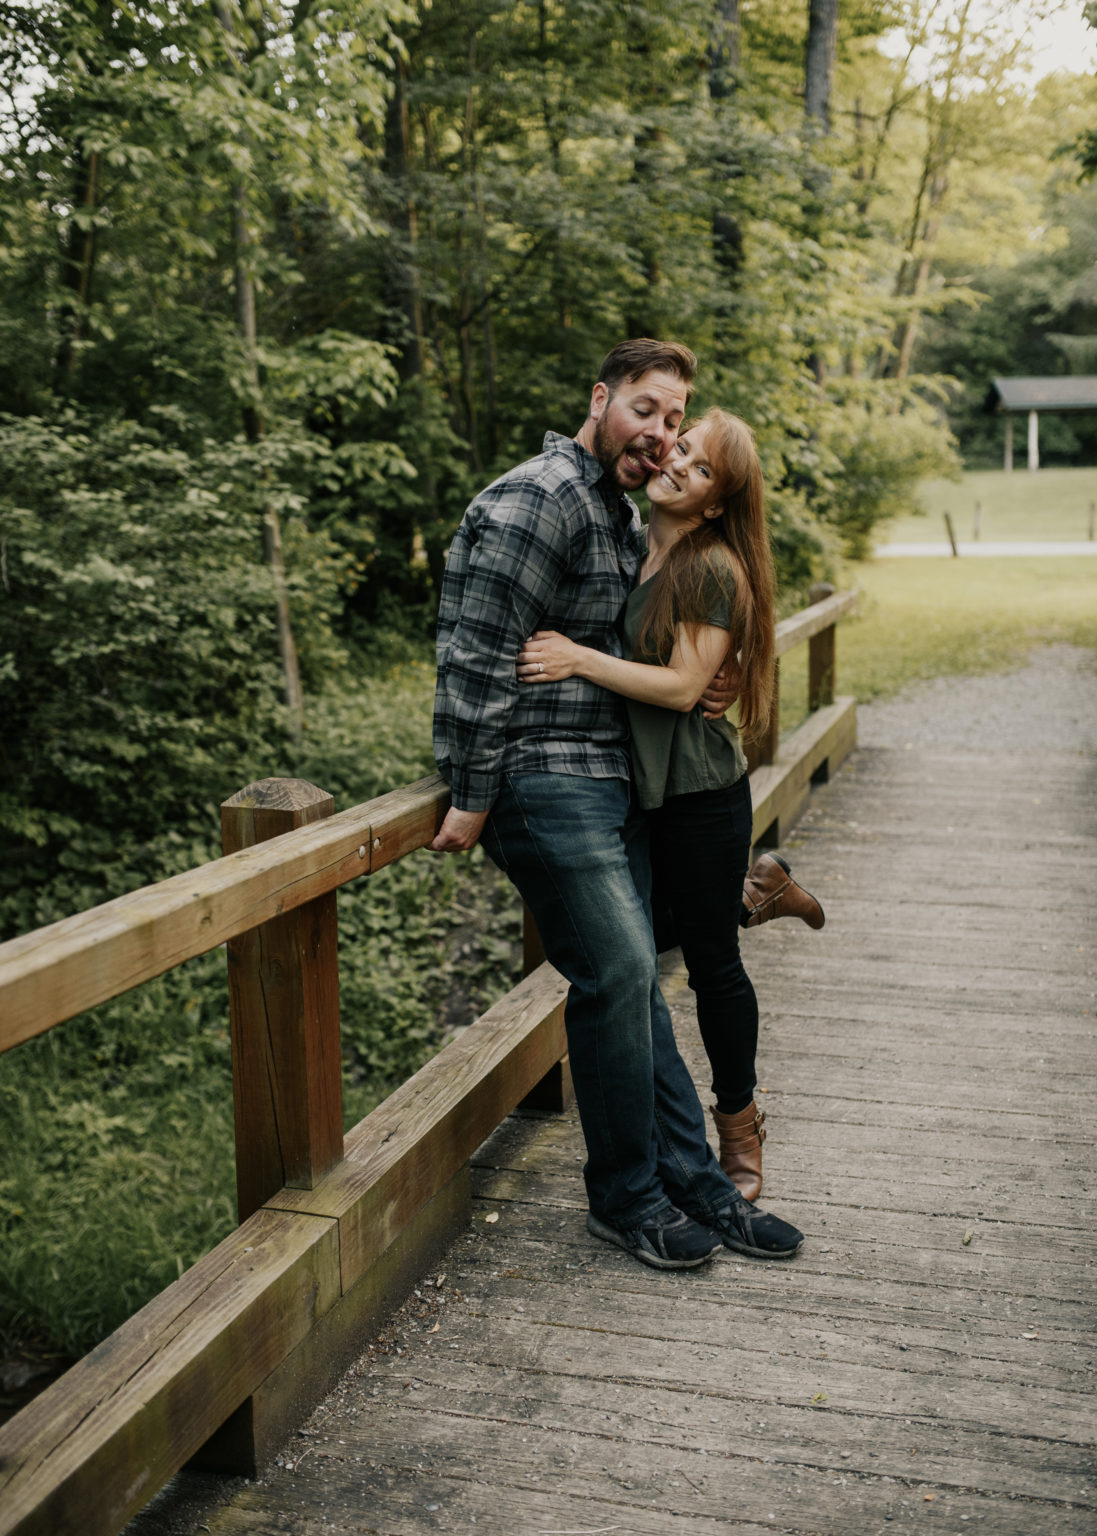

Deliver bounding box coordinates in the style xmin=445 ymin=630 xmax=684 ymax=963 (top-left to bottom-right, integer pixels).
xmin=481 ymin=771 xmax=736 ymax=1228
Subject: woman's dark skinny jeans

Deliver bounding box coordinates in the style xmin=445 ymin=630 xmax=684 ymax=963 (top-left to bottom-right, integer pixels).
xmin=649 ymin=774 xmax=759 ymax=1115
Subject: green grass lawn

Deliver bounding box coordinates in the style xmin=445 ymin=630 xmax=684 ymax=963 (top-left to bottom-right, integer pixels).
xmin=881 ymin=467 xmax=1097 ymax=544
xmin=779 ymin=554 xmax=1097 ymax=732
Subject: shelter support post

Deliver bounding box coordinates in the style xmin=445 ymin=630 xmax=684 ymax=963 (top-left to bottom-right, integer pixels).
xmin=1004 ymin=415 xmax=1013 ymax=473
xmin=1028 ymin=409 xmax=1039 ymax=472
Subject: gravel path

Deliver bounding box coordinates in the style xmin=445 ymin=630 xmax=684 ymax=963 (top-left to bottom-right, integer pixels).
xmin=855 ymin=642 xmax=1097 ymax=754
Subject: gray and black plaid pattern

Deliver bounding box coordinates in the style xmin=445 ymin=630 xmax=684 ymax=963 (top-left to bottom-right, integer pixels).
xmin=434 ymin=433 xmax=645 ymax=811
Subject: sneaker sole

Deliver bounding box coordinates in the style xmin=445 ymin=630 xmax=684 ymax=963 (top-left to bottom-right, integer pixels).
xmin=720 ymin=1233 xmax=803 ymax=1260
xmin=586 ymin=1212 xmax=721 ymax=1270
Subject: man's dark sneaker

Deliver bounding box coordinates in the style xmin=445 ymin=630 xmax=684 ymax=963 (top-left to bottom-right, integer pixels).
xmin=586 ymin=1206 xmax=724 ymax=1270
xmin=709 ymin=1195 xmax=804 ymax=1259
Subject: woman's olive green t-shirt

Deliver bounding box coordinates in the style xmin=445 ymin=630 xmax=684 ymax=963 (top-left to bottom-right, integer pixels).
xmin=621 ymin=568 xmax=748 ymax=811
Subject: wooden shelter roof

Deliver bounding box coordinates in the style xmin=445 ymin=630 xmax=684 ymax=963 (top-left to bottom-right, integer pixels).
xmin=986 ymin=375 xmax=1097 ymax=413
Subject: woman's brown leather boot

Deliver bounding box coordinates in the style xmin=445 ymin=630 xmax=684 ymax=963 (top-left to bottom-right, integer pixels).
xmin=710 ymin=1101 xmax=766 ymax=1202
xmin=740 ymin=853 xmax=825 ymax=929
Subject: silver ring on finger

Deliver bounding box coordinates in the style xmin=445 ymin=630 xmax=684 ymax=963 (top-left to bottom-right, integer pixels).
xmin=538 ymin=662 xmax=544 ymax=673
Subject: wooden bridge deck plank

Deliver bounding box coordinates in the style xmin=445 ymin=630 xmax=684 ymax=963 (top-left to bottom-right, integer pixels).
xmin=266 ymin=1359 xmax=1097 ymax=1503
xmin=202 ymin=1406 xmax=1092 ymax=1536
xmin=132 ymin=722 xmax=1096 ymax=1536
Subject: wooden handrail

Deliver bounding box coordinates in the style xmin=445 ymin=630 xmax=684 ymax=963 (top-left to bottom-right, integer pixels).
xmin=774 ymin=587 xmax=857 ymax=656
xmin=0 ymin=776 xmax=449 ymax=1054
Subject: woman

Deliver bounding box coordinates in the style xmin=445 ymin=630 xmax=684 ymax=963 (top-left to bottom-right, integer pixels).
xmin=517 ymin=406 xmax=818 ymax=1201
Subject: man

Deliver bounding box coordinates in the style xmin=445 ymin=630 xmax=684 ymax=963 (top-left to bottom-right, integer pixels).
xmin=431 ymin=339 xmax=803 ymax=1270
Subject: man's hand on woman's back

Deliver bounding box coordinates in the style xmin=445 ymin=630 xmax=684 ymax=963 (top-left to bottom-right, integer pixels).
xmin=700 ymin=661 xmax=741 ymax=720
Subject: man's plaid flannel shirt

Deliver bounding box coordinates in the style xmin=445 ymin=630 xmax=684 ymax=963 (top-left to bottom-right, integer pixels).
xmin=433 ymin=432 xmax=644 ymax=812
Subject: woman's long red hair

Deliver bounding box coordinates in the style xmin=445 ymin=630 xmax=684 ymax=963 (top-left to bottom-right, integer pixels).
xmin=634 ymin=407 xmax=776 ymax=738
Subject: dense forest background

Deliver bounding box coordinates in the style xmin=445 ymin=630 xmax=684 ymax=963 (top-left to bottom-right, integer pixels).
xmin=1 ymin=0 xmax=1096 ymax=1360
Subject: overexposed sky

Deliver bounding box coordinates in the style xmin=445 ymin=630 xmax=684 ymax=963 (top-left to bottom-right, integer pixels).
xmin=879 ymin=2 xmax=1097 ymax=84
xmin=1027 ymin=5 xmax=1097 ymax=76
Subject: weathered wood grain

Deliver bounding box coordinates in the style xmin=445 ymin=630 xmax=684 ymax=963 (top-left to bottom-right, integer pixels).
xmin=0 ymin=1209 xmax=339 ymax=1536
xmin=172 ymin=721 xmax=1094 ymax=1536
xmin=267 ymin=960 xmax=570 ymax=1293
xmin=202 ymin=1400 xmax=1094 ymax=1536
xmin=221 ymin=780 xmax=344 ymax=1221
xmin=329 ymin=1357 xmax=1097 ymax=1505
xmin=207 ymin=1476 xmax=788 ymax=1536
xmin=750 ymin=694 xmax=857 ymax=845
xmin=449 ymin=1265 xmax=1093 ymax=1388
xmin=461 ymin=1184 xmax=1093 ymax=1305
xmin=191 ymin=1170 xmax=470 ymax=1479
xmin=0 ymin=775 xmax=451 ymax=1052
xmin=808 ymin=617 xmax=836 ymax=710
xmin=774 ymin=587 xmax=858 ymax=657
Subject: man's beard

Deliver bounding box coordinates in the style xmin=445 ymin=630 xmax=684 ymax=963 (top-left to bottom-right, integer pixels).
xmin=593 ymin=413 xmax=651 ymax=492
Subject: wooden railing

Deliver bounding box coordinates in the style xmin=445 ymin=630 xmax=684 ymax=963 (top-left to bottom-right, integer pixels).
xmin=0 ymin=587 xmax=856 ymax=1536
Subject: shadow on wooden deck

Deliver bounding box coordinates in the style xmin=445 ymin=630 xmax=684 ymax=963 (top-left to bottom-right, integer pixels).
xmin=128 ymin=726 xmax=1097 ymax=1536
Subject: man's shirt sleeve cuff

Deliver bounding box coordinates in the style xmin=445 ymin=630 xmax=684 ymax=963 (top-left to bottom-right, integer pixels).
xmin=446 ymin=766 xmax=498 ymax=814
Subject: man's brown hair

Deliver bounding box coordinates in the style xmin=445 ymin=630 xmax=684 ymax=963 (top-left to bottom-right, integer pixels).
xmin=596 ymin=338 xmax=698 ymax=401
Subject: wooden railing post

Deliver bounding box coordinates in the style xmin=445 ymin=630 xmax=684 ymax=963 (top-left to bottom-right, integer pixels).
xmin=808 ymin=625 xmax=835 ymax=712
xmin=808 ymin=582 xmax=836 ymax=713
xmin=517 ymin=904 xmax=572 ymax=1112
xmin=744 ymin=658 xmax=779 ymax=773
xmin=221 ymin=778 xmax=344 ymax=1222
xmin=522 ymin=906 xmax=546 ymax=977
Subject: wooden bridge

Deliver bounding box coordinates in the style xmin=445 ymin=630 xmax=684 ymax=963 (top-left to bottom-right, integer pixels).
xmin=2 ymin=593 xmax=1095 ymax=1536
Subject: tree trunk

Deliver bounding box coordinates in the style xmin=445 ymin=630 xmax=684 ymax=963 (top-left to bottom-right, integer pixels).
xmin=455 ymin=38 xmax=483 ymax=470
xmin=892 ymin=167 xmax=949 ymax=381
xmin=802 ymin=0 xmax=838 ymax=385
xmin=624 ymin=123 xmax=664 ymax=337
xmin=231 ymin=185 xmax=305 ymax=742
xmin=476 ymin=201 xmax=499 ymax=462
xmin=709 ymin=0 xmax=744 ymax=301
xmin=54 ymin=150 xmax=100 ymax=390
xmin=709 ymin=0 xmax=740 ymax=100
xmin=216 ymin=0 xmax=304 ymax=746
xmin=804 ymin=0 xmax=839 ymax=133
xmin=382 ymin=53 xmax=426 ymax=383
xmin=624 ymin=28 xmax=664 ymax=339
xmin=876 ymin=3 xmax=976 ymax=379
xmin=538 ymin=0 xmax=570 ymax=336
xmin=379 ymin=36 xmax=448 ymax=605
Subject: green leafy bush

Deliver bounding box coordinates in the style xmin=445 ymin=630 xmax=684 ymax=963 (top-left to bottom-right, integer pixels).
xmin=807 ymin=391 xmax=962 ymax=560
xmin=0 ymin=409 xmax=333 ymax=930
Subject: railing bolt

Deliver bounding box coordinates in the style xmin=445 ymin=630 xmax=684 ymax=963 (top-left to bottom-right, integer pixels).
xmin=358 ymin=845 xmax=366 ymax=859
xmin=373 ymin=837 xmax=382 ymax=849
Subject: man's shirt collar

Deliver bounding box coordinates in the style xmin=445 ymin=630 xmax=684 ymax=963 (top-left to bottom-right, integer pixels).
xmin=541 ymin=431 xmax=637 ymax=520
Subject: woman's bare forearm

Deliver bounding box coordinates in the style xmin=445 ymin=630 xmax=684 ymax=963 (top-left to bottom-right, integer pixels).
xmin=570 ymin=645 xmax=707 ymax=711
xmin=517 ymin=625 xmax=729 ymax=712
